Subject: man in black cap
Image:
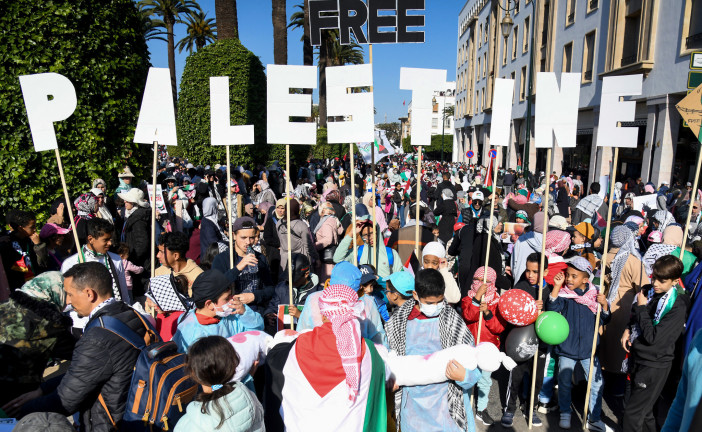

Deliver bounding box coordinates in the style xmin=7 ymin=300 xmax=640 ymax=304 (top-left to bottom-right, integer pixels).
xmin=172 ymin=269 xmax=264 ymax=353
xmin=211 ymin=217 xmax=275 ymax=315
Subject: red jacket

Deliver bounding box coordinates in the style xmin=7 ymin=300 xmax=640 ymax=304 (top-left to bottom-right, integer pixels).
xmin=461 ymin=296 xmax=507 ymax=349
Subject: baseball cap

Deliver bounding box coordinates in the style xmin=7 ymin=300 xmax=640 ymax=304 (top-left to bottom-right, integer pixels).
xmin=472 ymin=191 xmax=484 ymax=201
xmin=39 ymin=223 xmax=70 ymax=240
xmin=359 ymin=265 xmax=378 ymax=285
xmin=567 ymin=256 xmax=593 ymax=277
xmin=231 ymin=216 xmax=257 ymax=232
xmin=573 ymin=222 xmax=595 ymax=239
xmin=687 ymin=182 xmax=693 ymax=187
xmin=330 ymin=261 xmax=362 ymax=291
xmin=386 ymin=271 xmax=415 ymax=296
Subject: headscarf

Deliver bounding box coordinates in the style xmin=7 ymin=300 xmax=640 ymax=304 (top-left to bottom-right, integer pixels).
xmin=422 ymin=241 xmax=446 ymax=259
xmin=608 ymin=225 xmax=642 ymax=305
xmin=92 ymin=178 xmax=106 ymax=189
xmin=255 ymin=180 xmax=270 ymax=191
xmin=653 ymin=210 xmax=675 ymax=232
xmin=513 ymin=194 xmax=528 ymax=205
xmin=18 ymin=271 xmax=65 ymax=310
xmin=515 ymin=210 xmax=530 ymax=224
xmin=314 ymin=202 xmax=337 ymax=235
xmin=468 ymin=266 xmax=499 ymax=306
xmin=318 ymin=284 xmax=366 ymax=404
xmin=326 ymin=189 xmax=342 ymax=205
xmin=644 ymin=184 xmax=655 ymax=194
xmin=343 ymin=195 xmax=354 ymax=214
xmin=545 ymin=230 xmax=571 ymax=257
xmin=74 ymin=193 xmax=97 ymax=218
xmin=663 ymin=225 xmax=683 ymax=246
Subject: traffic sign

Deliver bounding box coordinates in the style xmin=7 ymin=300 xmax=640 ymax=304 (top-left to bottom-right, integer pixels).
xmin=676 ymin=84 xmax=702 ymax=139
xmin=692 ymin=52 xmax=702 ymax=69
xmin=466 ymin=150 xmax=474 ymax=158
xmin=689 ymin=71 xmax=702 ymax=89
xmin=489 ymin=149 xmax=497 ymax=158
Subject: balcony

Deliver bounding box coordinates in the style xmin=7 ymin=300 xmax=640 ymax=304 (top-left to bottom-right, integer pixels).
xmin=687 ymin=32 xmax=702 ymax=50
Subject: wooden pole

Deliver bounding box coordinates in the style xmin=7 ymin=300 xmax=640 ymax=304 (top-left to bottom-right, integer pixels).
xmin=54 ymin=149 xmax=83 ymax=263
xmin=415 ymin=147 xmax=422 ymax=259
xmin=286 ymin=145 xmax=295 ymax=330
xmin=680 ymin=138 xmax=702 ymax=263
xmin=351 ymin=143 xmax=358 ymax=265
xmin=150 ymin=141 xmax=158 ymax=279
xmin=227 ymin=146 xmax=234 ymax=268
xmin=582 ymin=147 xmax=619 ymax=430
xmin=476 ymin=149 xmax=500 ymax=344
xmin=371 ymin=137 xmax=377 ymax=268
xmin=528 ymin=146 xmax=552 ymax=428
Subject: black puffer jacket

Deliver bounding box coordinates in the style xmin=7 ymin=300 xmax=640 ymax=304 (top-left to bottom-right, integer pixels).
xmin=22 ymin=301 xmax=147 ymax=432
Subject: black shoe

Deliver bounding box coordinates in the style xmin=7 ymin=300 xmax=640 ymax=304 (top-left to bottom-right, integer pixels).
xmin=475 ymin=409 xmax=494 ymax=426
xmin=501 ymin=410 xmax=515 ymax=427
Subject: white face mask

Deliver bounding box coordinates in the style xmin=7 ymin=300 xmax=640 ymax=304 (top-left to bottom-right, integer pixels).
xmin=419 ymin=301 xmax=444 ymax=318
xmin=215 ymin=302 xmax=234 ymax=318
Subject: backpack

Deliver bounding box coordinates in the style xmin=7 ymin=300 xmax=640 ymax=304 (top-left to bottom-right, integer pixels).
xmin=85 ymin=311 xmax=198 ymax=432
xmin=357 ymin=245 xmax=395 ymax=268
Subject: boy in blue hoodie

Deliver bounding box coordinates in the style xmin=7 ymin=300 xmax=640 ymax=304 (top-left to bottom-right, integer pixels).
xmin=547 ymin=257 xmax=609 ymax=431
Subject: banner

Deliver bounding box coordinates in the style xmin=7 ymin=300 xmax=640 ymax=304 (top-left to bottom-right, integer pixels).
xmin=358 ymin=130 xmax=396 ymax=164
xmin=632 ymin=193 xmax=658 ymax=212
xmin=146 ymin=184 xmax=167 ymax=214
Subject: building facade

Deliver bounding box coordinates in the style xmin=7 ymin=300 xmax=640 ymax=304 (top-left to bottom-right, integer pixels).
xmin=401 ymin=83 xmax=457 ymax=143
xmin=454 ymin=0 xmax=702 ymax=187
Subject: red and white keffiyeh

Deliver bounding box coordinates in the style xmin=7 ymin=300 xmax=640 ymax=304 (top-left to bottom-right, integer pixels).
xmin=558 ymin=284 xmax=599 ymax=314
xmin=545 ymin=230 xmax=572 ymax=257
xmin=318 ymin=284 xmax=366 ymax=403
xmin=468 ymin=266 xmax=499 ymax=306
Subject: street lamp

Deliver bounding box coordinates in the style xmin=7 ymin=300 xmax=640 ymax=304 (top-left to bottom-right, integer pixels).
xmin=501 ymin=11 xmax=514 ymax=39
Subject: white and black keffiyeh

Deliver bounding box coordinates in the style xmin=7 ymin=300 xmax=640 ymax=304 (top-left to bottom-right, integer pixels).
xmin=146 ymin=274 xmax=191 ymax=312
xmin=386 ymin=299 xmax=474 ymax=431
xmin=576 ymin=194 xmax=604 ymax=217
xmin=653 ymin=210 xmax=674 ymax=232
xmin=642 ymin=244 xmax=677 ymax=277
xmin=608 ymin=225 xmax=642 ymax=305
xmin=83 ymin=246 xmax=122 ymax=302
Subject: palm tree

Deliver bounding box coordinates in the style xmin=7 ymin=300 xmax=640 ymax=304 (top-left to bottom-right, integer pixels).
xmin=138 ymin=0 xmax=201 ymax=113
xmin=288 ymin=2 xmax=313 ymax=66
xmin=176 ymin=10 xmax=217 ymax=53
xmin=138 ymin=3 xmax=167 ymax=42
xmin=214 ymin=0 xmax=238 ymax=39
xmin=272 ymin=0 xmax=288 ymax=65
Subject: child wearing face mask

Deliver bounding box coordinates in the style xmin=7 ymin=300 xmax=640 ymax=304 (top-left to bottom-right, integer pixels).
xmin=461 ymin=266 xmax=507 ymax=426
xmin=172 ymin=270 xmax=264 ymax=354
xmin=386 ymin=268 xmax=481 ymax=432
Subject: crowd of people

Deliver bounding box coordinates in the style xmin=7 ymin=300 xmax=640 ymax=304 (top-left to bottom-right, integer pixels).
xmin=1 ymin=152 xmax=701 ymax=432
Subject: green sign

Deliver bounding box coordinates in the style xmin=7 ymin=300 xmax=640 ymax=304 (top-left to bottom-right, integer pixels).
xmin=689 ymin=71 xmax=702 ymax=89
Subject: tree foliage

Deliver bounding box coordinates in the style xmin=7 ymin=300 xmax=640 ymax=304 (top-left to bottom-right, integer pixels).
xmin=402 ymin=135 xmax=453 ymax=159
xmin=376 ymin=122 xmax=401 ymax=145
xmin=176 ymin=10 xmax=217 ymax=54
xmin=0 ymin=0 xmax=151 ymax=221
xmin=175 ymin=39 xmax=291 ymax=167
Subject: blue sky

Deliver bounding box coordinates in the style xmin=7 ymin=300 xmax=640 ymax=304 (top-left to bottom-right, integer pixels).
xmin=145 ymin=0 xmax=459 ymax=124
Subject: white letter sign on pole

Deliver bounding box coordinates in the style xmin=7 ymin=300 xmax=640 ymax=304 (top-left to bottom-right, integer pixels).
xmin=19 ymin=73 xmax=77 ymax=152
xmin=267 ymin=64 xmax=317 ymax=145
xmin=489 ymin=78 xmax=515 ymax=147
xmin=326 ymin=64 xmax=375 ymax=143
xmin=134 ymin=67 xmax=177 ymax=145
xmin=210 ymin=77 xmax=255 ymax=145
xmin=597 ymin=74 xmax=643 ymax=148
xmin=399 ymin=67 xmax=446 ymax=146
xmin=535 ymin=72 xmax=581 ymax=148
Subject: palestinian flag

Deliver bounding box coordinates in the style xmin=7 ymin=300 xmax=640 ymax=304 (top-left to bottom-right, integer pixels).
xmin=266 ymin=324 xmax=386 ymax=432
xmin=484 ymin=157 xmax=494 ymax=192
xmin=403 ymin=251 xmax=420 ymax=276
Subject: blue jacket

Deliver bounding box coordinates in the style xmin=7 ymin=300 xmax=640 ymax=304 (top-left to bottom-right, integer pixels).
xmin=547 ymin=287 xmax=610 ymax=360
xmin=174 ymin=382 xmax=264 ymax=432
xmin=172 ymin=306 xmax=264 ymax=353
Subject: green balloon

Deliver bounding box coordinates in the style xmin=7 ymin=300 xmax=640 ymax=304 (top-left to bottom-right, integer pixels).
xmin=535 ymin=312 xmax=570 ymax=345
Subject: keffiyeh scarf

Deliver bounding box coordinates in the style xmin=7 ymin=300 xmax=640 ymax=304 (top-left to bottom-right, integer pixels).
xmin=74 ymin=193 xmax=97 ymax=222
xmin=653 ymin=210 xmax=674 ymax=232
xmin=576 ymin=194 xmax=604 ymax=217
xmin=545 ymin=230 xmax=572 ymax=257
xmin=318 ymin=285 xmax=366 ymax=404
xmin=558 ymin=283 xmax=599 ymax=314
xmin=146 ymin=274 xmax=190 ymax=312
xmin=386 ymin=299 xmax=474 ymax=430
xmin=642 ymin=244 xmax=677 ymax=278
xmin=608 ymin=225 xmax=641 ymax=306
xmin=468 ymin=266 xmax=499 ymax=306
xmin=83 ymin=246 xmax=122 ymax=301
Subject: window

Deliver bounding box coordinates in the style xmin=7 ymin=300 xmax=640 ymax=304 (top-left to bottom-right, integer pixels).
xmin=512 ymin=25 xmax=519 ymax=58
xmin=540 ymin=58 xmax=547 ymax=72
xmin=685 ymin=0 xmax=702 ymax=50
xmin=563 ymin=42 xmax=573 ymax=72
xmin=621 ymin=7 xmax=641 ymax=66
xmin=432 ymin=118 xmax=439 ymax=128
xmin=588 ymin=0 xmax=599 ymax=13
xmin=481 ymin=89 xmax=485 ymax=111
xmin=520 ymin=66 xmax=527 ymax=100
xmin=582 ymin=31 xmax=596 ymax=81
xmin=477 ymin=57 xmax=481 ymax=81
xmin=541 ymin=1 xmax=550 ymax=47
xmin=566 ymin=0 xmax=577 ymax=26
xmin=485 ymin=22 xmax=489 ymax=43
xmin=511 ymin=71 xmax=516 ymax=100
xmin=515 ymin=0 xmax=520 ymax=14
xmin=483 ymin=53 xmax=487 ymax=77
xmin=523 ymin=17 xmax=530 ymax=53
xmin=479 ymin=23 xmax=483 ymax=47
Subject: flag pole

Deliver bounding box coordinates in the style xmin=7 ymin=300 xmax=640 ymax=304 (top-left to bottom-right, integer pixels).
xmin=370 ymin=44 xmax=377 ymax=268
xmin=680 ymin=135 xmax=702 ymax=263
xmin=150 ymin=140 xmax=158 ymax=279
xmin=528 ymin=145 xmax=552 ymax=428
xmin=415 ymin=147 xmax=422 ymax=258
xmin=286 ymin=144 xmax=295 ymax=330
xmin=351 ymin=143 xmax=358 ymax=265
xmin=582 ymin=147 xmax=619 ymax=430
xmin=227 ymin=145 xmax=234 ymax=268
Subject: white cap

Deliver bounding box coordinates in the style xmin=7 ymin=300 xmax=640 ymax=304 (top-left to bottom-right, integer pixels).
xmin=472 ymin=191 xmax=484 ymax=201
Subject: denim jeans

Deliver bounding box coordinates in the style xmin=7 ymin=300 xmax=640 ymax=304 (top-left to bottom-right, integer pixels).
xmin=539 ymin=351 xmax=556 ymax=403
xmin=558 ymin=356 xmax=604 ymax=422
xmin=398 ymin=204 xmax=406 ymax=227
xmin=476 ymin=369 xmax=493 ymax=412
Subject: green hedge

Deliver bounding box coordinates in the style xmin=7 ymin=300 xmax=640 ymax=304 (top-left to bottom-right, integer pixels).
xmin=0 ymin=0 xmax=151 ymax=221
